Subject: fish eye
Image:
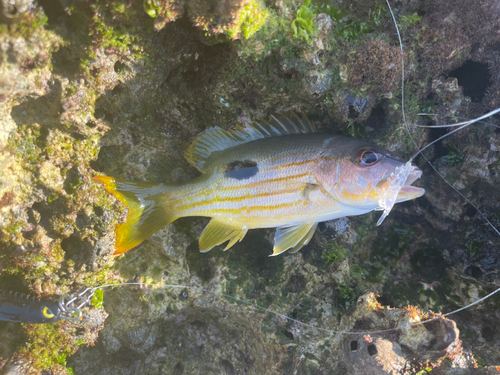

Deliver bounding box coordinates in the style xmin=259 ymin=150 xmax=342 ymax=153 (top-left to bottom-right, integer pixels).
xmin=355 ymin=148 xmax=381 ymax=167
xmin=362 ymin=151 xmax=378 ymax=165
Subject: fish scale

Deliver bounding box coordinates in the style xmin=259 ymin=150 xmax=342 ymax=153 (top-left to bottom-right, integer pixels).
xmin=172 ymin=138 xmax=323 ymax=223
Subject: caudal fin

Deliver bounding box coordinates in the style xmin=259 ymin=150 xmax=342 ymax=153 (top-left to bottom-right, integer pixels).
xmin=93 ymin=176 xmax=176 ymax=255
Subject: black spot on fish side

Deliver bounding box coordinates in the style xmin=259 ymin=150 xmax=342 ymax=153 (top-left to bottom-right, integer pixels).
xmin=224 ymin=160 xmax=258 ymax=180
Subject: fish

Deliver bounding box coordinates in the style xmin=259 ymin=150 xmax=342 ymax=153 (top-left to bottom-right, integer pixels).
xmin=93 ymin=114 xmax=425 ymax=256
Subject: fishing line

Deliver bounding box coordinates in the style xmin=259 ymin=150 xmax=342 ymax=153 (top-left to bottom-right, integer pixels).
xmin=415 ymin=113 xmax=500 ymax=129
xmin=85 ymin=279 xmax=500 ymax=336
xmin=85 ymin=282 xmax=429 ymax=336
xmin=409 ymin=108 xmax=500 ymax=237
xmin=384 ymin=0 xmax=500 ymax=319
xmin=411 ymin=107 xmax=500 ymax=159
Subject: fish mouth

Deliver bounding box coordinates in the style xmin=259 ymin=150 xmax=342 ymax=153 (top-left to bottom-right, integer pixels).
xmin=397 ymin=167 xmax=425 ymax=200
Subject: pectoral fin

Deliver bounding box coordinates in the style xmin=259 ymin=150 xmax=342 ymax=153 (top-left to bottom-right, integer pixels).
xmin=271 ymin=222 xmax=318 ymax=256
xmin=199 ymin=219 xmax=248 ymax=252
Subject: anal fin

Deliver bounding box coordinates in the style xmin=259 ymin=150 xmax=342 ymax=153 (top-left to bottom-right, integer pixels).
xmin=199 ymin=219 xmax=248 ymax=252
xmin=271 ymin=222 xmax=318 ymax=256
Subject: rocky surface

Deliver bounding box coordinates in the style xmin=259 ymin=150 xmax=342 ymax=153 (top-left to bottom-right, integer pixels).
xmin=0 ymin=0 xmax=499 ymax=374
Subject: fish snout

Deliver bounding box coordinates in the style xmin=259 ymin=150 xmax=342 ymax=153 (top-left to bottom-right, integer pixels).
xmin=397 ymin=166 xmax=425 ymax=201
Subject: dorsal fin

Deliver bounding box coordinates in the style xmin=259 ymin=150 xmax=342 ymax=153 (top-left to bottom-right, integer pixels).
xmin=184 ymin=113 xmax=317 ymax=171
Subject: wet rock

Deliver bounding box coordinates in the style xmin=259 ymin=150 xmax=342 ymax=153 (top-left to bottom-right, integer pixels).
xmin=70 ymin=305 xmax=270 ymax=375
xmin=1 ymin=0 xmax=36 ymax=22
xmin=341 ymin=293 xmax=461 ymax=374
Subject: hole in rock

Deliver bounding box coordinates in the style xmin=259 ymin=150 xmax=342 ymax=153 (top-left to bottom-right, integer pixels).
xmin=350 ymin=340 xmax=358 ymax=351
xmin=464 ymin=266 xmax=483 ymax=279
xmin=37 ymin=0 xmax=65 ymax=26
xmin=114 ymin=61 xmax=128 ymax=74
xmin=481 ymin=326 xmax=495 ymax=342
xmin=464 ymin=204 xmax=477 ymax=218
xmin=447 ymin=61 xmax=491 ymax=102
xmin=367 ymin=344 xmax=377 ymax=356
xmin=365 ymin=106 xmax=386 ymax=131
xmin=348 ymin=105 xmax=359 ymax=119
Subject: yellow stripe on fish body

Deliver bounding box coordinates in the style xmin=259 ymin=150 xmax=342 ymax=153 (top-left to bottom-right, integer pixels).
xmin=174 ymin=150 xmax=324 ymax=226
xmin=93 ymin=113 xmax=425 ymax=256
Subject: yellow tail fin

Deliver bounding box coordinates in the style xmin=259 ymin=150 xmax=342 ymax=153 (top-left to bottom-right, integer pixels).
xmin=93 ymin=176 xmax=176 ymax=255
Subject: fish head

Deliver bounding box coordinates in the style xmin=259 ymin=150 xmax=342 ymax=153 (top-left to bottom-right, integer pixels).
xmin=333 ymin=138 xmax=425 ymax=209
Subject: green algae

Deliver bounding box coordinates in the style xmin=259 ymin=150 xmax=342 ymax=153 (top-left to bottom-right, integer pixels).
xmin=322 ymin=242 xmax=346 ymax=264
xmin=231 ymin=1 xmax=269 ymax=40
xmin=91 ymin=289 xmax=104 ymax=309
xmin=290 ymin=0 xmax=389 ymax=45
xmin=143 ymin=0 xmax=163 ymax=18
xmin=336 ymin=283 xmax=356 ymax=310
xmin=440 ymin=143 xmax=465 ymax=166
xmin=291 ymin=0 xmax=316 ymax=43
xmin=316 ymin=2 xmax=388 ymax=42
xmin=18 ymin=323 xmax=79 ymax=374
xmin=359 ymin=225 xmax=414 ymax=284
xmin=399 ymin=13 xmax=421 ymax=30
xmin=464 ymin=238 xmax=483 ymax=259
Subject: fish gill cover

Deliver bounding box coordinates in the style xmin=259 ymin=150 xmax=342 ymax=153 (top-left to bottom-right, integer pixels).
xmin=0 ymin=0 xmax=499 ymax=374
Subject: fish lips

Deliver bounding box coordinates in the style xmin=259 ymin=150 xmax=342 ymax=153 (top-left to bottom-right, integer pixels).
xmin=397 ymin=167 xmax=425 ymax=201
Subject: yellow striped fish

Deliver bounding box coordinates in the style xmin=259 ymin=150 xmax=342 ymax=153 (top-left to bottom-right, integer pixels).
xmin=94 ymin=114 xmax=424 ymax=256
